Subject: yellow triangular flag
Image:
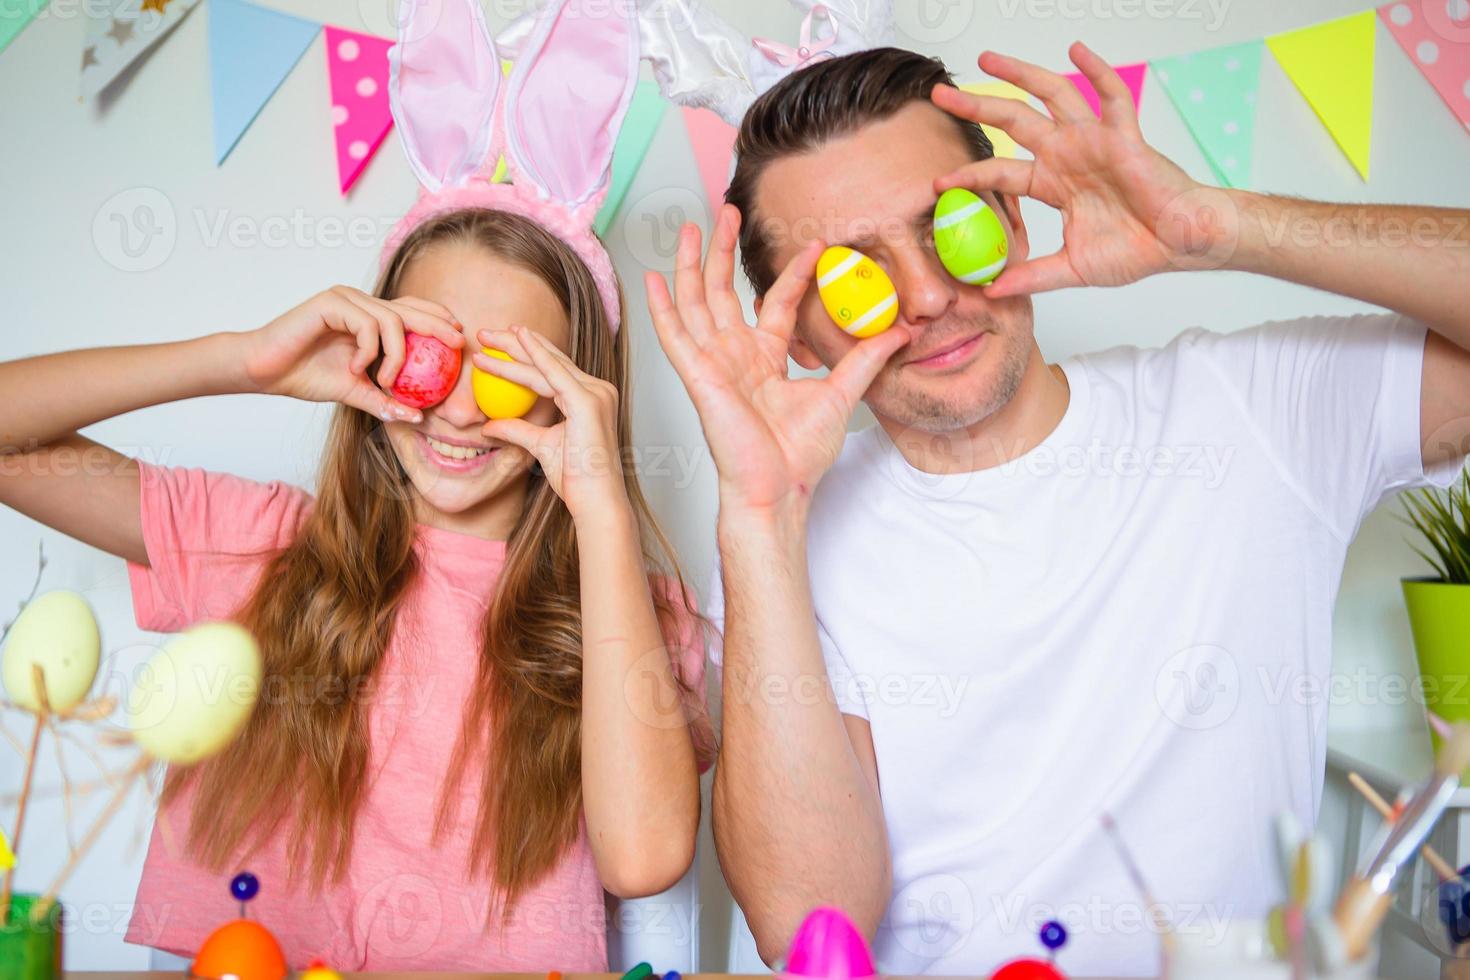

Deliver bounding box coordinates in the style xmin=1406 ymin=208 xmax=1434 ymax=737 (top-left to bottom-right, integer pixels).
xmin=960 ymin=81 xmax=1035 ymax=160
xmin=1266 ymin=10 xmax=1376 ymax=180
xmin=0 ymin=827 xmax=13 ymax=871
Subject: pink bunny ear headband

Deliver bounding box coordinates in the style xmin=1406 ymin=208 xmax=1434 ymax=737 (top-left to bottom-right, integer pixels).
xmin=382 ymin=0 xmax=638 ymax=333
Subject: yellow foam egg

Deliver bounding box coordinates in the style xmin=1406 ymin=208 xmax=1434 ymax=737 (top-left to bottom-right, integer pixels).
xmin=128 ymin=622 xmax=262 ymax=765
xmin=2 ymin=590 xmax=100 ymax=713
xmin=816 ymin=246 xmax=898 ymax=339
xmin=472 ymin=348 xmax=538 ymax=420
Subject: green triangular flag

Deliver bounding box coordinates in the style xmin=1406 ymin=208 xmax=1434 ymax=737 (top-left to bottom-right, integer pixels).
xmin=594 ymin=80 xmax=668 ymax=236
xmin=1151 ymin=41 xmax=1264 ymax=188
xmin=1 ymin=0 xmax=48 ymax=56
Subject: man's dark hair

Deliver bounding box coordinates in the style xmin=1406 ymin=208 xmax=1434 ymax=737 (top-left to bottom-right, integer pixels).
xmin=725 ymin=46 xmax=994 ymax=295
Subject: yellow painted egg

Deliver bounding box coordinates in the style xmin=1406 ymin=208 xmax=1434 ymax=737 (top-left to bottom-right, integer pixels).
xmin=816 ymin=246 xmax=898 ymax=339
xmin=472 ymin=348 xmax=538 ymax=420
xmin=934 ymin=187 xmax=1008 ymax=285
xmin=128 ymin=622 xmax=262 ymax=765
xmin=2 ymin=590 xmax=100 ymax=713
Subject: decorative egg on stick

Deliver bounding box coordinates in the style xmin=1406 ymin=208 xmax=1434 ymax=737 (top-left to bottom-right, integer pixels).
xmin=816 ymin=246 xmax=898 ymax=339
xmin=0 ymin=587 xmax=101 ymax=924
xmin=473 ymin=348 xmax=539 ymax=420
xmin=934 ymin=188 xmax=1009 ymax=286
xmin=989 ymin=921 xmax=1068 ymax=980
xmin=32 ymin=620 xmax=263 ymax=922
xmin=782 ymin=905 xmax=878 ymax=980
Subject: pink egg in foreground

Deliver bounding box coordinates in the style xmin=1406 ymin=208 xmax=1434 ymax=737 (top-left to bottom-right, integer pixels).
xmin=390 ymin=332 xmax=461 ymax=409
xmin=783 ymin=907 xmax=878 ymax=980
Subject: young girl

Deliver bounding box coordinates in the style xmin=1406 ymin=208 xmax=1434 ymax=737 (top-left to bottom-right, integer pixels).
xmin=0 ymin=0 xmax=714 ymax=969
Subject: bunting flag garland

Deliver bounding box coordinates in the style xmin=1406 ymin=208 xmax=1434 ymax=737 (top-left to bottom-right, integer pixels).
xmin=1266 ymin=10 xmax=1377 ymax=180
xmin=593 ymin=80 xmax=668 ymax=236
xmin=959 ymin=80 xmax=1035 ymax=158
xmin=323 ymin=26 xmax=394 ymax=196
xmin=81 ymin=0 xmax=200 ymax=99
xmin=1150 ymin=42 xmax=1263 ymax=188
xmin=1063 ymin=61 xmax=1147 ymax=118
xmin=208 ymin=0 xmax=320 ymax=164
xmin=0 ymin=0 xmax=1464 ymax=217
xmin=1 ymin=0 xmax=48 ymax=57
xmin=1379 ymin=1 xmax=1470 ymax=132
xmin=682 ymin=107 xmax=739 ymax=215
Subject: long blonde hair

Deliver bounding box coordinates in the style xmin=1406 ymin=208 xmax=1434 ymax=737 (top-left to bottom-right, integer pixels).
xmin=164 ymin=208 xmax=697 ymax=912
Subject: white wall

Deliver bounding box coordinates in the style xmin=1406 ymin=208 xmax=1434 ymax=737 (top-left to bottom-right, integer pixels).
xmin=1 ymin=0 xmax=1467 ymax=969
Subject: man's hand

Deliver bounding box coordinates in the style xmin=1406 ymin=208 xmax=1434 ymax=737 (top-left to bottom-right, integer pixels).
xmin=931 ymin=42 xmax=1222 ymax=296
xmin=644 ymin=205 xmax=911 ymax=515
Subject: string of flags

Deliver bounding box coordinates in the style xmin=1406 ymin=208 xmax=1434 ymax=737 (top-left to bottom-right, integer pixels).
xmin=1 ymin=0 xmax=1468 ymax=218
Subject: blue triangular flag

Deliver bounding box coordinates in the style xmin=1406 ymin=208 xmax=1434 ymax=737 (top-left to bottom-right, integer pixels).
xmin=208 ymin=0 xmax=320 ymax=164
xmin=594 ymin=80 xmax=668 ymax=236
xmin=1150 ymin=41 xmax=1263 ymax=188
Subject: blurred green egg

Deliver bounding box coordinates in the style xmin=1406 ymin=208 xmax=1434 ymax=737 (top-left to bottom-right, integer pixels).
xmin=2 ymin=590 xmax=100 ymax=713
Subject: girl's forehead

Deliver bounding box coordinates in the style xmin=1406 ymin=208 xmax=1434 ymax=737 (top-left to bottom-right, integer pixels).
xmin=399 ymin=244 xmax=570 ymax=346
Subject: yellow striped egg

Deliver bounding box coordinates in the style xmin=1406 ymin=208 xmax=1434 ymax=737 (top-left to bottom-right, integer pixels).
xmin=816 ymin=246 xmax=898 ymax=339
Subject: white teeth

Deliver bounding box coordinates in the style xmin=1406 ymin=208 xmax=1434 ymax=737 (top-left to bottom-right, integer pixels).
xmin=425 ymin=436 xmax=491 ymax=461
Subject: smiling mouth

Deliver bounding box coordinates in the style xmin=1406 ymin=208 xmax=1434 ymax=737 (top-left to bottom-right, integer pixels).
xmin=907 ymin=332 xmax=985 ymax=368
xmin=424 ymin=434 xmax=494 ymax=460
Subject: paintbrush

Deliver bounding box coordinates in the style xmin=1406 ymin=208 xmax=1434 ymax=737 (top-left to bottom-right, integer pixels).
xmin=1334 ymin=722 xmax=1470 ymax=961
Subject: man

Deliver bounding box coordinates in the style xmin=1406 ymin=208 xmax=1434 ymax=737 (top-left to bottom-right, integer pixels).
xmin=644 ymin=42 xmax=1470 ymax=976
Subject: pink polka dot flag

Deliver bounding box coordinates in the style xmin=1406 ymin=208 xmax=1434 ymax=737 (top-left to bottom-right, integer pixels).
xmin=324 ymin=25 xmax=393 ymax=196
xmin=1063 ymin=61 xmax=1148 ymax=118
xmin=1379 ymin=1 xmax=1470 ymax=133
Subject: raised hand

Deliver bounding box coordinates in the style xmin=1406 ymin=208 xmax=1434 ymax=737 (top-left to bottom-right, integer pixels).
xmin=931 ymin=42 xmax=1228 ymax=296
xmin=241 ymin=285 xmax=464 ymax=421
xmin=645 ymin=206 xmax=911 ymax=516
xmin=472 ymin=325 xmax=629 ymax=524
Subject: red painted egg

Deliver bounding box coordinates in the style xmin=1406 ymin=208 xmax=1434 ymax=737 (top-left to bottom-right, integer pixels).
xmin=390 ymin=332 xmax=461 ymax=409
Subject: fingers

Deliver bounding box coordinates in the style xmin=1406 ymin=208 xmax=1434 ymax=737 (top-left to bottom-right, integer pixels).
xmin=935 ymin=157 xmax=1034 ymax=199
xmin=341 ymin=376 xmax=422 ymax=423
xmin=828 ymin=326 xmax=912 ymax=406
xmin=317 ymin=292 xmax=382 ymax=377
xmin=516 ymin=327 xmax=606 ymax=407
xmin=390 ymin=296 xmax=467 ymax=348
xmin=756 ymin=238 xmax=824 ymax=344
xmin=983 ymin=252 xmax=1082 ymax=297
xmin=469 ymin=348 xmax=556 ymax=399
xmin=645 ymin=269 xmax=703 ymax=384
xmin=1068 ymin=41 xmax=1139 ymax=131
xmin=930 ymin=84 xmax=1054 ymax=150
xmin=978 ymin=50 xmax=1093 ymax=124
xmin=703 ymin=205 xmax=748 ymax=328
xmin=480 ymin=417 xmax=546 ymax=453
xmin=671 ymin=222 xmax=721 ymax=345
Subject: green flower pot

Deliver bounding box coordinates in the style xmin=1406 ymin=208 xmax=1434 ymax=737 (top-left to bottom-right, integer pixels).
xmin=0 ymin=895 xmax=63 ymax=980
xmin=1405 ymin=578 xmax=1470 ymax=758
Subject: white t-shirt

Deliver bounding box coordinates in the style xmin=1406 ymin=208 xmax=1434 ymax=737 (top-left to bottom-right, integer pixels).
xmin=707 ymin=313 xmax=1464 ymax=977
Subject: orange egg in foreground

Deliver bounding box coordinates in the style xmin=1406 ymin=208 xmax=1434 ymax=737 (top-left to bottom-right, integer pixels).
xmin=191 ymin=918 xmax=286 ymax=980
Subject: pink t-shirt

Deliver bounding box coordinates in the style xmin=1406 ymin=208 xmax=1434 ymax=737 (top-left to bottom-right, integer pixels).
xmin=122 ymin=460 xmax=710 ymax=971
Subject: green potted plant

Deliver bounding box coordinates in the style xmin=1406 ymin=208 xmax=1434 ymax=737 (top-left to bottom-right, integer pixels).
xmin=1403 ymin=468 xmax=1470 ymax=746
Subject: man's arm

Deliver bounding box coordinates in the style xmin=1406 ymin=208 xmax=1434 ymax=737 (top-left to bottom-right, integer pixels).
xmin=932 ymin=44 xmax=1470 ymax=469
xmin=712 ymin=506 xmax=891 ymax=964
xmin=644 ymin=210 xmax=909 ymax=965
xmin=1223 ymin=194 xmax=1470 ymax=467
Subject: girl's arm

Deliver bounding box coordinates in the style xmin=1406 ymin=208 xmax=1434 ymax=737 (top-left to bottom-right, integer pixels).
xmin=0 ymin=287 xmax=461 ymax=565
xmin=476 ymin=326 xmax=702 ymax=899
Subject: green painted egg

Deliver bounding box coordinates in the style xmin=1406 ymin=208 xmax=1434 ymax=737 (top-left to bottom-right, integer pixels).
xmin=934 ymin=188 xmax=1008 ymax=285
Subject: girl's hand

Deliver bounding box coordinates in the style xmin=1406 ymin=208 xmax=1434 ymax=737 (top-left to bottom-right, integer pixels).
xmin=241 ymin=286 xmax=465 ymax=421
xmin=473 ymin=326 xmax=629 ymax=524
xmin=931 ymin=43 xmax=1221 ymax=296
